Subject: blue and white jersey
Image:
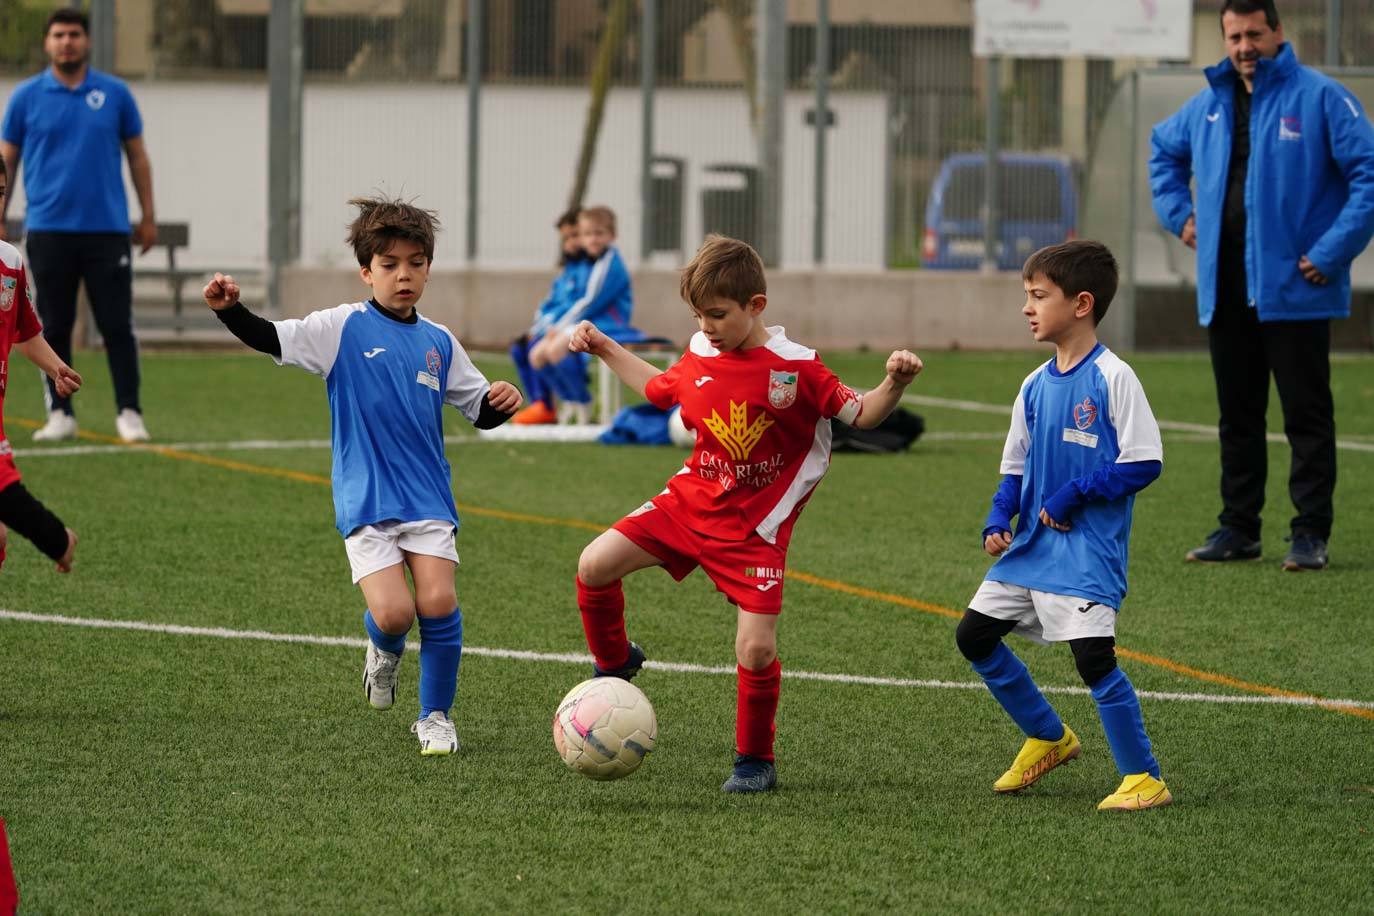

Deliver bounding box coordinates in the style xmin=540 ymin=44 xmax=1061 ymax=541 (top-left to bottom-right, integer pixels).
xmin=988 ymin=344 xmax=1163 ymax=608
xmin=273 ymin=301 xmax=490 ymax=537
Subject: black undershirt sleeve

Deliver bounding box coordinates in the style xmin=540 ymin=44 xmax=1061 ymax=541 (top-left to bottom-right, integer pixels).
xmin=214 ymin=302 xmax=281 ymax=358
xmin=473 ymin=392 xmax=514 ymax=430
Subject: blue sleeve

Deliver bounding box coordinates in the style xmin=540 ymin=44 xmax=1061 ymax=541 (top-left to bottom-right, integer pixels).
xmin=1149 ymin=106 xmax=1196 ymax=236
xmin=1042 ymin=460 xmax=1162 ymax=524
xmin=557 ymin=250 xmax=628 ymax=329
xmin=1306 ymin=85 xmax=1374 ymax=273
xmin=118 ymin=82 xmax=143 ymax=141
xmin=1 ymin=87 xmax=28 ymax=147
xmin=981 ymin=473 xmax=1021 ymax=540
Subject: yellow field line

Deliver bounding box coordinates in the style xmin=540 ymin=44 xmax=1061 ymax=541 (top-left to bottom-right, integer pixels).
xmin=14 ymin=418 xmax=1371 ymax=723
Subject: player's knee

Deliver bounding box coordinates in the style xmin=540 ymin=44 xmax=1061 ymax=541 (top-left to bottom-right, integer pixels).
xmin=1069 ymin=637 xmax=1117 ymax=687
xmin=576 ymin=546 xmax=613 ymax=588
xmin=369 ymin=598 xmax=416 ymax=634
xmin=955 ymin=609 xmax=1004 ymax=662
xmin=414 ymin=585 xmax=457 ymax=618
xmin=735 ymin=634 xmax=776 ymax=670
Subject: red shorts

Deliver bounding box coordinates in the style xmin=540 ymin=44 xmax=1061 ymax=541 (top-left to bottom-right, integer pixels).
xmin=613 ymin=498 xmax=787 ymax=614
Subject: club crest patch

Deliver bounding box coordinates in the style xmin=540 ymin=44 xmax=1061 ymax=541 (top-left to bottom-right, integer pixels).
xmin=767 ymin=370 xmax=798 ymax=409
xmin=0 ymin=276 xmax=14 ymax=312
xmin=425 ymin=347 xmax=443 ymax=377
xmin=1073 ymin=396 xmax=1097 ymax=431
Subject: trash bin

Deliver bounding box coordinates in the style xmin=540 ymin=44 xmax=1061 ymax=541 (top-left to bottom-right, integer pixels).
xmin=701 ymin=163 xmax=760 ymax=249
xmin=648 ymin=156 xmax=684 ymax=254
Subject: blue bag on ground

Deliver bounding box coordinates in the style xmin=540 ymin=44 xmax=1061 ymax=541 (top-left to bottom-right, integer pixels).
xmin=598 ymin=404 xmax=672 ymax=445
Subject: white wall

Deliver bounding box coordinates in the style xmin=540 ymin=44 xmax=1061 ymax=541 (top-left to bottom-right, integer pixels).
xmin=0 ymin=78 xmax=888 ymax=272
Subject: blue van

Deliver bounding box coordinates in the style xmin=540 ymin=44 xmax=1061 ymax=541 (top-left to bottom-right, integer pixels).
xmin=922 ymin=153 xmax=1078 ymax=270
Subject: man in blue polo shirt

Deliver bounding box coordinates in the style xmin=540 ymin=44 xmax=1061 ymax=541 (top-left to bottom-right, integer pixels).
xmin=0 ymin=7 xmax=156 ymax=442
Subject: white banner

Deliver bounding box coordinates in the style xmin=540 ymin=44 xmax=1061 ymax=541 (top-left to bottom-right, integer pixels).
xmin=974 ymin=0 xmax=1193 ymax=59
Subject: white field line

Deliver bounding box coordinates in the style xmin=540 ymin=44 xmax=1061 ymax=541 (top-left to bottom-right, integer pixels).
xmin=11 ymin=435 xmax=485 ymax=459
xmin=903 ymin=393 xmax=1374 ymax=454
xmin=3 ymin=608 xmax=1371 ymax=713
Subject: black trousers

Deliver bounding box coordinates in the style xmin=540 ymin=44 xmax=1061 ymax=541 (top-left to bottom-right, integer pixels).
xmin=25 ymin=231 xmax=141 ymax=416
xmin=1208 ymin=276 xmax=1335 ymax=540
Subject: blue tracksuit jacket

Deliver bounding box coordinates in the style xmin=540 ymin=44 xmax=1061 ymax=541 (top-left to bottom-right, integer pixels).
xmin=1149 ymin=43 xmax=1374 ymax=325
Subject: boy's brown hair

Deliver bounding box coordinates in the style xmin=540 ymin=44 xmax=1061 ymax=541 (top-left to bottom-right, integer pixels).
xmin=680 ymin=234 xmax=767 ymax=309
xmin=346 ymin=196 xmax=440 ymax=267
xmin=555 ymin=208 xmax=581 ymax=229
xmin=579 ymin=205 xmax=617 ymax=236
xmin=1021 ymin=239 xmax=1119 ymax=325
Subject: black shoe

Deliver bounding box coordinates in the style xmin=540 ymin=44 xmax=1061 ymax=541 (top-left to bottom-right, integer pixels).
xmin=1282 ymin=534 xmax=1328 ymax=571
xmin=721 ymin=753 xmax=777 ymax=793
xmin=592 ymin=642 xmax=646 ymax=680
xmin=1186 ymin=527 xmax=1262 ymax=563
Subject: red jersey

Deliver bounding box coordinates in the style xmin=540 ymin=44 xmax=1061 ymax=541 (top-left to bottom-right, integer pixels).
xmin=643 ymin=327 xmax=861 ymax=546
xmin=0 ymin=240 xmax=42 ymax=491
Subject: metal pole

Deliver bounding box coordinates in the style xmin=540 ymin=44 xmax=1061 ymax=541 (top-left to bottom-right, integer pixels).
xmin=982 ymin=56 xmax=1001 ymax=273
xmin=813 ymin=0 xmax=829 ymax=265
xmin=466 ymin=0 xmax=483 ymax=262
xmin=1326 ymin=0 xmax=1342 ymax=67
xmin=267 ymin=0 xmax=303 ymax=312
xmin=757 ymin=0 xmax=786 ymax=267
xmin=640 ymin=0 xmax=657 ymax=262
xmin=89 ymin=0 xmax=115 ymax=72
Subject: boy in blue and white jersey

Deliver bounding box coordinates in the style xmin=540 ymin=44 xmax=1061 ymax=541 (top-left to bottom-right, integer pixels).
xmin=528 ymin=205 xmax=643 ymax=423
xmin=957 ymin=240 xmax=1173 ymax=811
xmin=510 ymin=209 xmax=588 ymax=424
xmin=202 ymin=196 xmax=522 ymax=756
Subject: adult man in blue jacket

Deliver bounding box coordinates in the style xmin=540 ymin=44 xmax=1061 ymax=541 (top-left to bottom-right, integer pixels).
xmin=0 ymin=8 xmax=156 ymax=443
xmin=1150 ymin=0 xmax=1374 ymax=571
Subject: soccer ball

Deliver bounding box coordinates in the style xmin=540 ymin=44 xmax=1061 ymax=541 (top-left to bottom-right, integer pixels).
xmin=666 ymin=406 xmax=695 ymax=448
xmin=552 ymin=677 xmax=658 ymax=780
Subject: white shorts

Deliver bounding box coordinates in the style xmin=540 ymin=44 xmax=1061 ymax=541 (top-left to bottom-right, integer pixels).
xmin=343 ymin=519 xmax=459 ymax=584
xmin=968 ymin=579 xmax=1117 ymax=645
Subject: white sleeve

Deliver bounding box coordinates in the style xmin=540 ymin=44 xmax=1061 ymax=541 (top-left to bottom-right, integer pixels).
xmin=1107 ymin=364 xmax=1164 ymax=464
xmin=443 ymin=328 xmax=491 ymax=422
xmin=272 ymin=303 xmax=363 ymax=377
xmin=998 ymin=391 xmax=1030 ymax=475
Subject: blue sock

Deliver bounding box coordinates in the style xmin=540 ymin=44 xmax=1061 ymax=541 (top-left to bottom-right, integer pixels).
xmin=970 ymin=643 xmax=1064 ymax=741
xmin=510 ymin=339 xmax=549 ymax=407
xmin=1090 ymin=668 xmax=1160 ymax=778
xmin=417 ymin=607 xmax=463 ymax=719
xmin=363 ymin=610 xmax=408 ymax=655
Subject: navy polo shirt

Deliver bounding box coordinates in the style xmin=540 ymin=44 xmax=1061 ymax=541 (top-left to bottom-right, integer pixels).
xmin=1 ymin=68 xmax=142 ymax=232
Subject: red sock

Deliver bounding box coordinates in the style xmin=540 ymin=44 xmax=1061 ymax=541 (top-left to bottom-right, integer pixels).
xmin=0 ymin=817 xmax=17 ymax=916
xmin=736 ymin=658 xmax=782 ymax=762
xmin=577 ymin=576 xmax=629 ymax=670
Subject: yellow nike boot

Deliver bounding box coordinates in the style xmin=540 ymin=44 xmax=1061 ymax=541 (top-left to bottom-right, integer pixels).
xmin=993 ymin=724 xmax=1081 ymax=793
xmin=1097 ymin=773 xmax=1173 ymax=811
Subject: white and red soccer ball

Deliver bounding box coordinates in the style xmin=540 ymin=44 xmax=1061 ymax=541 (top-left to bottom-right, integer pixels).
xmin=552 ymin=677 xmax=658 ymax=780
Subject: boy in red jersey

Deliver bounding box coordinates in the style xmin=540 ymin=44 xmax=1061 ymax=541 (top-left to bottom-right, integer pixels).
xmin=0 ymin=159 xmax=81 ymax=573
xmin=569 ymin=234 xmax=922 ymax=792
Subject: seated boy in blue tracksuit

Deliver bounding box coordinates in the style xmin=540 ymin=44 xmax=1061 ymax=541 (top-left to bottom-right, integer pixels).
xmin=528 ymin=205 xmax=643 ymax=424
xmin=510 ymin=209 xmax=588 ymax=424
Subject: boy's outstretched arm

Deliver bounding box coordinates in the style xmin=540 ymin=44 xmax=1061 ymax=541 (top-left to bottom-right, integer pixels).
xmin=14 ymin=334 xmax=81 ymax=398
xmin=204 ymin=272 xmax=282 ymax=357
xmin=567 ymin=320 xmax=662 ymax=397
xmin=473 ymin=381 xmax=522 ymax=429
xmin=850 ymin=349 xmax=922 ymax=429
xmin=1039 ymin=460 xmax=1162 ymax=532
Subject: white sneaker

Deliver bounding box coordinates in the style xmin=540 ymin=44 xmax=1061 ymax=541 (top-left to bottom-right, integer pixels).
xmin=410 ymin=710 xmax=459 ymax=756
xmin=115 ymin=409 xmax=150 ymax=442
xmin=363 ymin=642 xmax=403 ymax=710
xmin=32 ymin=411 xmax=77 ymax=442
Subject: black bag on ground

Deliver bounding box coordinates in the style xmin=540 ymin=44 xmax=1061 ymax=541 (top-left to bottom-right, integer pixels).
xmin=830 ymin=407 xmax=925 ymax=454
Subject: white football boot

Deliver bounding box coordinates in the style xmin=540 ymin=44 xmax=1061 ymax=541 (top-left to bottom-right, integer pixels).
xmin=363 ymin=643 xmax=403 ymax=710
xmin=32 ymin=411 xmax=77 ymax=441
xmin=410 ymin=710 xmax=459 ymax=756
xmin=115 ymin=409 xmax=151 ymax=442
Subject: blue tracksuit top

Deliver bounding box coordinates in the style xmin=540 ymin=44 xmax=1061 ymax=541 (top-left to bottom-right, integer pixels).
xmin=1149 ymin=43 xmax=1374 ymax=325
xmin=553 ymin=245 xmax=634 ymax=335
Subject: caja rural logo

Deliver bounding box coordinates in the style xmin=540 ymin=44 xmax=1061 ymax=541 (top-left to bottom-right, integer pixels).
xmin=701 ymin=401 xmax=774 ymax=461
